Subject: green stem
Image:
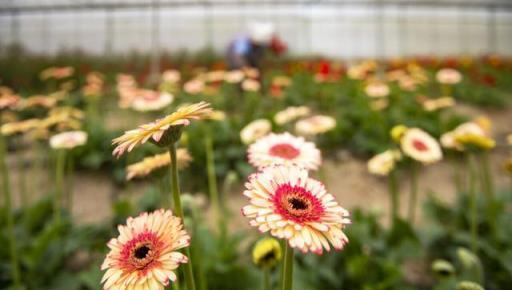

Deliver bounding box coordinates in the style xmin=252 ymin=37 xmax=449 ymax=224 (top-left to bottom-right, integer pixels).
xmin=16 ymin=144 xmax=28 ymax=207
xmin=281 ymin=243 xmax=294 ymax=290
xmin=66 ymin=154 xmax=75 ymax=213
xmin=0 ymin=125 xmax=21 ymax=286
xmin=205 ymin=135 xmax=226 ymax=238
xmin=172 ymin=275 xmax=181 ymax=290
xmin=453 ymin=157 xmax=464 ymax=194
xmin=388 ymin=170 xmax=399 ymax=226
xmin=54 ymin=149 xmax=66 ymax=224
xmin=169 ymin=143 xmax=196 ymax=290
xmin=467 ymin=154 xmax=478 ymax=253
xmin=479 ymin=152 xmax=494 ymax=199
xmin=264 ymin=268 xmax=271 ymax=290
xmin=408 ymin=163 xmax=419 ymax=224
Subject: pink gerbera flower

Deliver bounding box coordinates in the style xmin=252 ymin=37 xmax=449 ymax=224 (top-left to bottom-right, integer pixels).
xmin=101 ymin=209 xmax=190 ymax=290
xmin=248 ymin=132 xmax=321 ymax=171
xmin=242 ymin=165 xmax=350 ymax=254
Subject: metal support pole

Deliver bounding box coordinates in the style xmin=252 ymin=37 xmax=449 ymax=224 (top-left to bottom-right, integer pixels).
xmin=487 ymin=6 xmax=497 ymax=54
xmin=150 ymin=0 xmax=161 ymax=84
xmin=375 ymin=1 xmax=385 ymax=60
xmin=104 ymin=8 xmax=114 ymax=56
xmin=204 ymin=2 xmax=213 ymax=49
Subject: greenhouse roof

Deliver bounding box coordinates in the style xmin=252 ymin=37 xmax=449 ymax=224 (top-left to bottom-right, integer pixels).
xmin=1 ymin=0 xmax=512 ymax=12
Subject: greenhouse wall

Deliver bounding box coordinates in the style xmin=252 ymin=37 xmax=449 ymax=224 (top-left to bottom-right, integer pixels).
xmin=0 ymin=3 xmax=511 ymax=58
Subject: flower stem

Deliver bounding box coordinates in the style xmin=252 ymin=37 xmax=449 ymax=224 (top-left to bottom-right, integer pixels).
xmin=54 ymin=149 xmax=66 ymax=224
xmin=66 ymin=153 xmax=75 ymax=213
xmin=388 ymin=169 xmax=399 ymax=226
xmin=467 ymin=154 xmax=478 ymax=253
xmin=0 ymin=125 xmax=21 ymax=287
xmin=205 ymin=135 xmax=226 ymax=238
xmin=281 ymin=243 xmax=294 ymax=290
xmin=168 ymin=143 xmax=196 ymax=290
xmin=408 ymin=162 xmax=419 ymax=224
xmin=479 ymin=152 xmax=494 ymax=199
xmin=264 ymin=268 xmax=271 ymax=290
xmin=172 ymin=277 xmax=181 ymax=290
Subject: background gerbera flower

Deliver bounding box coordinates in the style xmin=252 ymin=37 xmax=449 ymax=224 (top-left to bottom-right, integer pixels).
xmin=365 ymin=82 xmax=390 ymax=98
xmin=248 ymin=132 xmax=321 ymax=170
xmin=242 ymin=165 xmax=350 ymax=254
xmin=126 ymin=149 xmax=192 ymax=180
xmin=240 ymin=119 xmax=272 ymax=145
xmin=49 ymin=130 xmax=88 ymax=149
xmin=436 ymin=68 xmax=462 ymax=84
xmin=252 ymin=237 xmax=282 ymax=269
xmin=274 ymin=106 xmax=311 ymax=125
xmin=400 ymin=128 xmax=442 ymax=164
xmin=295 ymin=115 xmax=336 ymax=136
xmin=132 ymin=90 xmax=174 ymax=112
xmin=101 ymin=209 xmax=190 ymax=290
xmin=112 ymin=101 xmax=211 ymax=157
xmin=367 ymin=150 xmax=401 ymax=176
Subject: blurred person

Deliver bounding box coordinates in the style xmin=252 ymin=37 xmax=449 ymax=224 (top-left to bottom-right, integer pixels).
xmin=226 ymin=22 xmax=286 ymax=72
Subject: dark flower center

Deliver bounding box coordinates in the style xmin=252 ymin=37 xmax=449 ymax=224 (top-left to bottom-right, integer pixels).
xmin=288 ymin=197 xmax=308 ymax=210
xmin=273 ymin=184 xmax=325 ymax=224
xmin=269 ymin=143 xmax=300 ymax=160
xmin=412 ymin=139 xmax=428 ymax=152
xmin=134 ymin=245 xmax=151 ymax=259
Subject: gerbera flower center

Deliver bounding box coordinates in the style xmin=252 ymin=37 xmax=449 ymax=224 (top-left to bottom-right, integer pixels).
xmin=134 ymin=244 xmax=151 ymax=259
xmin=269 ymin=143 xmax=300 ymax=159
xmin=273 ymin=184 xmax=324 ymax=224
xmin=412 ymin=139 xmax=428 ymax=151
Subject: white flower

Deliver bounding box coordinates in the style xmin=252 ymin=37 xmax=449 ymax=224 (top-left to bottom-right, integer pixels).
xmin=240 ymin=119 xmax=272 ymax=144
xmin=132 ymin=90 xmax=173 ymax=112
xmin=248 ymin=132 xmax=321 ymax=170
xmin=367 ymin=150 xmax=401 ymax=176
xmin=50 ymin=130 xmax=88 ymax=149
xmin=400 ymin=128 xmax=442 ymax=164
xmin=274 ymin=106 xmax=311 ymax=125
xmin=295 ymin=115 xmax=336 ymax=136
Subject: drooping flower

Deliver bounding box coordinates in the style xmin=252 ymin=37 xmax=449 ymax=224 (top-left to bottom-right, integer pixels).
xmin=240 ymin=119 xmax=272 ymax=145
xmin=112 ymin=102 xmax=211 ymax=157
xmin=101 ymin=209 xmax=190 ymax=290
xmin=274 ymin=106 xmax=311 ymax=125
xmin=1 ymin=119 xmax=41 ymax=136
xmin=436 ymin=68 xmax=462 ymax=85
xmin=248 ymin=132 xmax=321 ymax=170
xmin=367 ymin=150 xmax=401 ymax=176
xmin=242 ymin=165 xmax=350 ymax=254
xmin=132 ymin=90 xmax=174 ymax=112
xmin=365 ymin=82 xmax=390 ymax=98
xmin=252 ymin=237 xmax=282 ymax=269
xmin=49 ymin=130 xmax=88 ymax=150
xmin=400 ymin=128 xmax=442 ymax=164
xmin=126 ymin=149 xmax=192 ymax=180
xmin=295 ymin=115 xmax=336 ymax=136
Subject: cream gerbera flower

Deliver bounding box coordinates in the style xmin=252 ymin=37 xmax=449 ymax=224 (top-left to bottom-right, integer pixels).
xmin=248 ymin=132 xmax=321 ymax=170
xmin=422 ymin=96 xmax=455 ymax=112
xmin=0 ymin=94 xmax=20 ymax=111
xmin=101 ymin=209 xmax=190 ymax=290
xmin=126 ymin=149 xmax=192 ymax=180
xmin=367 ymin=150 xmax=401 ymax=176
xmin=274 ymin=106 xmax=311 ymax=125
xmin=295 ymin=115 xmax=336 ymax=136
xmin=224 ymin=70 xmax=245 ymax=83
xmin=132 ymin=90 xmax=174 ymax=112
xmin=240 ymin=119 xmax=272 ymax=145
xmin=183 ymin=79 xmax=205 ymax=95
xmin=440 ymin=121 xmax=492 ymax=151
xmin=242 ymin=165 xmax=350 ymax=254
xmin=400 ymin=128 xmax=442 ymax=164
xmin=436 ymin=68 xmax=462 ymax=84
xmin=242 ymin=79 xmax=261 ymax=92
xmin=1 ymin=119 xmax=41 ymax=136
xmin=49 ymin=130 xmax=88 ymax=149
xmin=112 ymin=102 xmax=211 ymax=157
xmin=365 ymin=82 xmax=390 ymax=98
